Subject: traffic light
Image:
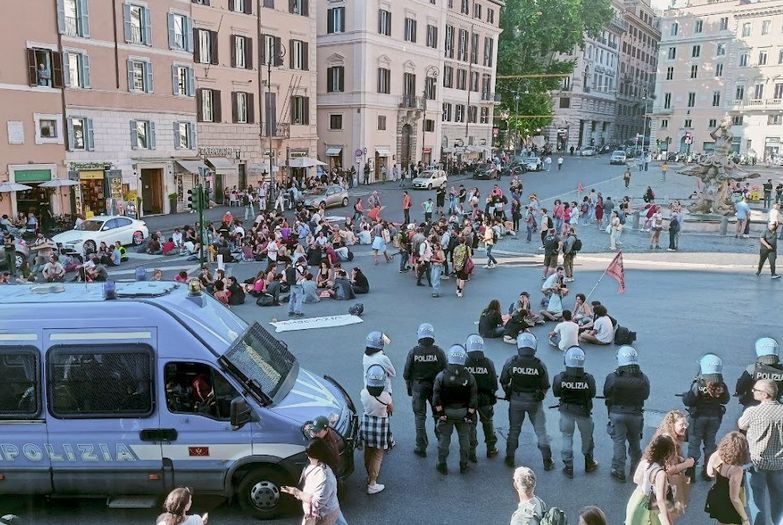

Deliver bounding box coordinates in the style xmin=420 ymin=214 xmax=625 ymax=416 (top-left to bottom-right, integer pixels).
xmin=187 ymin=188 xmax=197 ymax=211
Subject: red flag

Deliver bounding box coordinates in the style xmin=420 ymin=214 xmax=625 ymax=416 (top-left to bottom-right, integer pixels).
xmin=577 ymin=182 xmax=584 ymax=194
xmin=606 ymin=251 xmax=625 ymax=294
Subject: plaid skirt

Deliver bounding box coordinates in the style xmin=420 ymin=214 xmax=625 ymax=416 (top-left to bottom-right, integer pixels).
xmin=359 ymin=414 xmax=395 ymax=450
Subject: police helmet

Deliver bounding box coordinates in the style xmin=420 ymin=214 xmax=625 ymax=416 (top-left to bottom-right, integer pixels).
xmin=447 ymin=344 xmax=468 ymax=366
xmin=564 ymin=346 xmax=586 ymax=369
xmin=366 ymin=331 xmax=385 ymax=350
xmin=698 ymin=353 xmax=723 ymax=383
xmin=417 ymin=323 xmax=435 ymax=341
xmin=516 ymin=332 xmax=538 ymax=356
xmin=616 ymin=346 xmax=639 ymax=367
xmin=365 ymin=365 xmax=387 ymax=388
xmin=755 ymin=337 xmax=780 ymax=359
xmin=465 ymin=333 xmax=484 ymax=353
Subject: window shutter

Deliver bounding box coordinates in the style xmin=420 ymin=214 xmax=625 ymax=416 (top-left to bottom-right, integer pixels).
xmin=173 ymin=122 xmax=181 ymax=149
xmin=259 ymin=35 xmax=266 ymax=65
xmin=377 ymin=10 xmax=383 ymax=33
xmin=127 ymin=60 xmax=134 ymax=91
xmin=56 ymin=0 xmax=66 ymax=34
xmin=196 ymin=89 xmax=203 ymax=121
xmin=187 ymin=67 xmax=195 ymax=96
xmin=81 ymin=53 xmax=91 ymax=88
xmin=188 ymin=123 xmax=196 ymax=149
xmin=66 ymin=118 xmax=75 ymax=151
xmin=244 ymin=0 xmax=252 ymax=14
xmin=184 ymin=18 xmax=193 ymax=52
xmin=51 ymin=52 xmax=64 ymax=88
xmin=167 ymin=13 xmax=176 ymax=50
xmin=79 ymin=0 xmax=90 ymax=37
xmin=193 ymin=28 xmax=200 ymax=62
xmin=274 ymin=37 xmax=283 ymax=66
xmin=229 ymin=0 xmax=236 ymax=11
xmin=26 ymin=49 xmax=38 ymax=86
xmin=143 ymin=7 xmax=152 ymax=46
xmin=171 ymin=65 xmax=178 ymax=95
xmin=85 ymin=118 xmax=94 ymax=150
xmin=231 ymin=92 xmax=238 ymax=123
xmin=303 ymin=96 xmax=310 ymax=125
xmin=230 ymin=35 xmax=237 ymax=67
xmin=245 ymin=37 xmax=253 ymax=69
xmin=289 ymin=39 xmax=294 ymax=69
xmin=247 ymin=93 xmax=255 ymax=124
xmin=303 ymin=42 xmax=309 ymax=71
xmin=149 ymin=121 xmax=156 ymax=150
xmin=123 ymin=3 xmax=132 ymax=43
xmin=129 ymin=120 xmax=138 ymax=149
xmin=412 ymin=20 xmax=417 ymax=43
xmin=213 ymin=90 xmax=222 ymax=122
xmin=63 ymin=52 xmax=72 ymax=87
xmin=339 ymin=66 xmax=344 ymax=91
xmin=288 ymin=0 xmax=295 ymax=13
xmin=210 ymin=31 xmax=219 ymax=65
xmin=327 ymin=68 xmax=333 ymax=92
xmin=327 ymin=10 xmax=334 ymax=33
xmin=302 ymin=0 xmax=309 ymax=16
xmin=144 ymin=61 xmax=154 ymax=93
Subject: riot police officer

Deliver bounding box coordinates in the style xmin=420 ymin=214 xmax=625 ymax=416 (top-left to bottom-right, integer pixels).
xmin=499 ymin=332 xmax=554 ymax=470
xmin=403 ymin=323 xmax=447 ymax=457
xmin=682 ymin=353 xmax=730 ymax=481
xmin=433 ymin=344 xmax=477 ymax=475
xmin=603 ymin=346 xmax=650 ymax=483
xmin=735 ymin=337 xmax=783 ymax=408
xmin=552 ymin=346 xmax=598 ymax=479
xmin=464 ymin=334 xmax=499 ymax=461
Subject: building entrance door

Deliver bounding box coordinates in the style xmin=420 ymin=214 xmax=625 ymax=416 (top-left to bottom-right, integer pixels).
xmin=401 ymin=125 xmax=413 ymax=170
xmin=140 ymin=169 xmax=163 ymax=215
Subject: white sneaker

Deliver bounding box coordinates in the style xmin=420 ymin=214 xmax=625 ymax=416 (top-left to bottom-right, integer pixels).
xmin=367 ymin=483 xmax=385 ymax=494
xmin=484 ymin=264 xmax=492 ymax=269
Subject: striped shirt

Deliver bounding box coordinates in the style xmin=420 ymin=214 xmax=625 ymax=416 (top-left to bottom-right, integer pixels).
xmin=738 ymin=400 xmax=783 ymax=471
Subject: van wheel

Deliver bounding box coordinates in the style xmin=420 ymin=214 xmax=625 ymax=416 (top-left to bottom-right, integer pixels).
xmin=237 ymin=466 xmax=289 ymax=519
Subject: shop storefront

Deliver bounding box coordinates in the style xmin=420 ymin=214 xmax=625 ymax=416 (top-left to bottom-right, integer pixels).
xmin=325 ymin=146 xmax=343 ymax=170
xmin=374 ymin=148 xmax=391 ymax=180
xmin=68 ymin=165 xmax=125 ymax=218
xmin=9 ymin=165 xmax=58 ymax=221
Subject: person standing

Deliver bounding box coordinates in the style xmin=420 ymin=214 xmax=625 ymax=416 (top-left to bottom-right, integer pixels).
xmin=562 ymin=227 xmax=578 ymax=283
xmin=509 ymin=466 xmax=548 ymax=525
xmin=483 ymin=220 xmax=498 ymax=269
xmin=682 ymin=354 xmax=730 ymax=481
xmin=464 ymin=334 xmax=499 ymax=461
xmin=430 ymin=236 xmax=445 ymax=298
xmin=736 ymin=337 xmax=783 ymax=409
xmin=452 ymin=236 xmax=472 ymax=298
xmin=416 ymin=234 xmax=433 ymax=287
xmin=436 ymin=185 xmax=446 ymax=215
xmin=660 ymin=161 xmax=669 ymax=181
xmin=623 ymin=167 xmax=632 ymax=188
xmin=359 ymin=365 xmax=395 ymax=495
xmin=649 ymin=206 xmax=664 ymax=249
xmin=667 ymin=213 xmax=680 ymax=252
xmin=433 ymin=345 xmax=477 ymax=474
xmin=756 ymin=223 xmax=780 ymax=278
xmin=363 ymin=331 xmax=396 ymax=393
xmin=736 ymin=197 xmax=751 ymax=239
xmin=738 ymin=379 xmax=783 ymax=525
xmin=609 ymin=211 xmax=622 ymax=251
xmin=625 ymin=435 xmax=677 ymax=525
xmin=763 ymin=179 xmax=773 ymax=209
xmin=500 ymin=333 xmax=554 ymax=471
xmin=541 ymin=228 xmax=561 ymax=280
xmin=544 ymin=155 xmax=552 ymax=172
xmin=287 ymin=260 xmax=306 ymax=317
xmin=281 ymin=439 xmax=345 ymax=525
xmin=603 ymin=346 xmax=650 ymax=483
xmin=402 ymin=191 xmax=412 ymax=225
xmin=403 ymin=323 xmax=447 ymax=457
xmin=704 ymin=431 xmax=751 ymax=525
xmin=557 ymin=156 xmax=564 ymax=171
xmin=552 ymin=346 xmax=598 ymax=478
xmin=422 ymin=198 xmax=434 ymax=223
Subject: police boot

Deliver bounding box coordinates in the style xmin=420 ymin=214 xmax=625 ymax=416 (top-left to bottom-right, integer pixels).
xmin=468 ymin=449 xmax=478 ymax=463
xmin=585 ymin=455 xmax=599 ymax=473
xmin=413 ymin=448 xmax=427 ymax=458
xmin=460 ymin=462 xmax=469 ymax=473
xmin=562 ymin=464 xmax=574 ymax=479
xmin=701 ymin=465 xmax=711 ymax=482
xmin=504 ymin=456 xmax=515 ymax=468
xmin=487 ymin=446 xmax=498 ymax=458
xmin=436 ymin=462 xmax=448 ymax=475
xmin=543 ymin=457 xmax=555 ymax=471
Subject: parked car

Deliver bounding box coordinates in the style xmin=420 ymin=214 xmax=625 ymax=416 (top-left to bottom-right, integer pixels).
xmin=411 ymin=169 xmax=448 ymax=189
xmin=473 ymin=163 xmax=499 ymax=180
xmin=302 ymin=185 xmax=350 ymax=209
xmin=52 ymin=215 xmax=148 ymax=255
xmin=580 ymin=146 xmax=596 ymax=156
xmin=0 ymin=237 xmax=30 ymax=272
xmin=501 ymin=160 xmax=528 ymax=177
xmin=520 ymin=156 xmax=543 ymax=172
xmin=609 ymin=150 xmax=628 ymax=165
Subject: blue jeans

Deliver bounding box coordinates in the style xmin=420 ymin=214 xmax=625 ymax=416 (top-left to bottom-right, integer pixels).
xmin=747 ymin=466 xmax=783 ymax=525
xmin=486 ymin=244 xmax=497 ymax=265
xmin=431 ymin=264 xmax=442 ymax=295
xmin=526 ymin=225 xmax=533 ymax=242
xmin=560 ymin=411 xmax=595 ymax=467
xmin=399 ymin=251 xmax=409 ymax=272
xmin=288 ymin=284 xmax=303 ymax=314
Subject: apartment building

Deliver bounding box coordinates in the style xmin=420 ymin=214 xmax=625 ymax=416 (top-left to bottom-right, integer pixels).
xmin=650 ymin=0 xmax=783 ymax=160
xmin=59 ymin=0 xmax=198 ymax=216
xmin=192 ymin=0 xmax=318 ymax=197
xmin=316 ymin=0 xmax=501 ymax=182
xmin=0 ymin=2 xmax=68 ymax=219
xmin=615 ymin=0 xmax=660 ymax=146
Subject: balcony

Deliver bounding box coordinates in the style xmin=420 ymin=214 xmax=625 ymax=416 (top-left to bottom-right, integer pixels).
xmin=610 ymin=16 xmax=630 ymax=33
xmin=732 ymin=98 xmax=783 ymax=110
xmin=480 ymin=92 xmax=502 ymax=102
xmin=399 ymin=95 xmax=421 ymax=109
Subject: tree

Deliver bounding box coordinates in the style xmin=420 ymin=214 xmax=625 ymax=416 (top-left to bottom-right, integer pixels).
xmin=496 ymin=0 xmax=615 ymax=143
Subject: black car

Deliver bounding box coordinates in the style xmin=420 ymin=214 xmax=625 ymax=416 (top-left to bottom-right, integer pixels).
xmin=473 ymin=163 xmax=499 ymax=180
xmin=500 ymin=160 xmax=527 ymax=177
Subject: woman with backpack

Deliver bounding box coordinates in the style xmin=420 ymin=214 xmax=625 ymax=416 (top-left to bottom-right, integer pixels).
xmin=625 ymin=435 xmax=677 ymax=525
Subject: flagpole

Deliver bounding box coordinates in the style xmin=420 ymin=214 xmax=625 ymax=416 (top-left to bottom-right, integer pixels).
xmin=586 ymin=250 xmax=622 ymax=300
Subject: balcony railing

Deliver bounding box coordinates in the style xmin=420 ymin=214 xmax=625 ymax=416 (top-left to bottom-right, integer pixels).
xmin=399 ymin=95 xmax=421 ymax=109
xmin=480 ymin=92 xmax=502 ymax=102
xmin=733 ymin=98 xmax=782 ymax=109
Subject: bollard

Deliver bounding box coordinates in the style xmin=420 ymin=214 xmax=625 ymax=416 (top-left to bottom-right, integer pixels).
xmin=632 ymin=211 xmax=640 ymax=230
xmin=720 ymin=216 xmax=729 ymax=236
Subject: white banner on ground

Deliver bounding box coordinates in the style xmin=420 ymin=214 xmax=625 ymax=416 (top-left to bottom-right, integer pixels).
xmin=270 ymin=314 xmax=364 ymax=333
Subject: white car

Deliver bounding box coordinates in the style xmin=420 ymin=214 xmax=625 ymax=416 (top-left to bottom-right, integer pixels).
xmin=580 ymin=146 xmax=596 ymax=156
xmin=609 ymin=150 xmax=628 ymax=165
xmin=521 ymin=156 xmax=543 ymax=171
xmin=52 ymin=215 xmax=149 ymax=255
xmin=411 ymin=169 xmax=448 ymax=190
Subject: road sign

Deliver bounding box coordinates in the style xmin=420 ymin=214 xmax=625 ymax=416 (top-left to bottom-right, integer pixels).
xmin=354 ymin=149 xmax=362 ymax=158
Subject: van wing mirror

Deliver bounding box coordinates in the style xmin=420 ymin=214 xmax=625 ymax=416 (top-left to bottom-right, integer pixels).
xmin=230 ymin=396 xmax=254 ymax=430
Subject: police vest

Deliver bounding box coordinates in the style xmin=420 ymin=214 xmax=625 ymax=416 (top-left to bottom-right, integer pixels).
xmin=438 ymin=371 xmax=473 ymax=408
xmin=507 ymin=356 xmax=545 ymax=394
xmin=465 ymin=353 xmax=495 ymax=394
xmin=753 ymin=362 xmax=783 ymax=399
xmin=606 ymin=369 xmax=648 ymax=409
xmin=408 ymin=344 xmax=445 ymax=383
xmin=558 ymin=372 xmax=593 ymax=408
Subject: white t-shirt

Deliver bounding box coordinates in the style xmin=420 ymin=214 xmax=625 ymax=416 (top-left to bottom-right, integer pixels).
xmin=267 ymin=240 xmax=278 ymax=262
xmin=360 ymin=389 xmax=392 ymax=417
xmin=593 ymin=316 xmax=615 ymax=343
xmin=554 ymin=320 xmax=579 ymax=351
xmin=157 ymin=514 xmax=205 ymax=525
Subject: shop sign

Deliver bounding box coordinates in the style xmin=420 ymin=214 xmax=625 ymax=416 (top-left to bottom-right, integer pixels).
xmin=15 ymin=169 xmax=52 ymax=183
xmin=79 ymin=170 xmax=104 ymax=180
xmin=198 ymin=146 xmax=240 ymax=158
xmin=70 ymin=162 xmax=111 ymax=171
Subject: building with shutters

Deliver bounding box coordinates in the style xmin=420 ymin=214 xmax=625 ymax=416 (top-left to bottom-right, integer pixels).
xmin=192 ymin=0 xmax=318 ymax=197
xmin=316 ymin=0 xmax=502 ymax=182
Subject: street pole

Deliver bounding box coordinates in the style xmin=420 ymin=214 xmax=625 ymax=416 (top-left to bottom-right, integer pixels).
xmin=198 ymin=184 xmax=205 ymax=269
xmin=266 ymin=56 xmax=275 ymax=211
xmin=513 ymin=92 xmax=520 ymax=155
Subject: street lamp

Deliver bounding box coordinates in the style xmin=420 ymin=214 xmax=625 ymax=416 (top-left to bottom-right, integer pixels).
xmin=265 ymin=42 xmax=286 ymax=211
xmin=421 ymin=65 xmax=439 ymax=167
xmin=513 ymin=91 xmax=521 ymax=154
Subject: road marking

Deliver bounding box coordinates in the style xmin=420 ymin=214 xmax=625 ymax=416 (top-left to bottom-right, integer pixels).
xmin=108 ymin=264 xmax=200 ymax=277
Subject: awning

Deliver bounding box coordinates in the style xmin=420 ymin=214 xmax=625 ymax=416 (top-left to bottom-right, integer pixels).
xmin=206 ymin=157 xmax=238 ymax=175
xmin=325 ymin=147 xmax=343 ymax=157
xmin=441 ymin=147 xmax=455 ymax=153
xmin=287 ymin=157 xmax=327 ymax=168
xmin=375 ymin=148 xmax=391 ymax=157
xmin=176 ymin=160 xmax=209 ymax=174
xmin=248 ymin=161 xmax=279 ymax=175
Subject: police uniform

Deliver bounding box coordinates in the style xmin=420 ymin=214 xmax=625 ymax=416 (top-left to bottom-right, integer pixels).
xmin=735 ymin=337 xmax=783 ymax=408
xmin=403 ymin=323 xmax=447 ymax=456
xmin=603 ymin=346 xmax=650 ymax=482
xmin=552 ymin=346 xmax=598 ymax=477
xmin=433 ymin=345 xmax=477 ymax=474
xmin=682 ymin=353 xmax=730 ymax=480
xmin=464 ymin=334 xmax=499 ymax=460
xmin=499 ymin=333 xmax=553 ymax=469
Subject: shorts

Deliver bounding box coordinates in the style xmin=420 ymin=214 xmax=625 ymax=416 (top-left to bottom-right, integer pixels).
xmin=652 ymin=227 xmax=662 ymax=233
xmin=455 ymin=269 xmax=470 ymax=280
xmin=543 ymin=253 xmax=557 ymax=268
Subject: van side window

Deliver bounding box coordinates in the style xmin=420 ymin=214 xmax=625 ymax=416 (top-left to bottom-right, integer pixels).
xmin=47 ymin=345 xmax=154 ymax=418
xmin=164 ymin=362 xmax=239 ymax=420
xmin=0 ymin=347 xmax=39 ymax=419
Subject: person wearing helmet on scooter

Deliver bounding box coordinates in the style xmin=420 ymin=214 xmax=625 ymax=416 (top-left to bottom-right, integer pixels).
xmin=735 ymin=337 xmax=783 ymax=408
xmin=403 ymin=323 xmax=447 ymax=457
xmin=553 ymin=346 xmax=598 ymax=479
xmin=603 ymin=346 xmax=650 ymax=483
xmin=464 ymin=334 xmax=499 ymax=462
xmin=499 ymin=332 xmax=554 ymax=471
xmin=432 ymin=344 xmax=477 ymax=475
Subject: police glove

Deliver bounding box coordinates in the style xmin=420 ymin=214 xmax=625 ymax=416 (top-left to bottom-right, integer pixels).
xmin=407 ymin=383 xmax=413 ymax=397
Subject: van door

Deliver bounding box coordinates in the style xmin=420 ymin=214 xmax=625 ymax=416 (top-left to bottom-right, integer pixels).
xmin=158 ymin=360 xmax=251 ymax=493
xmin=43 ymin=329 xmax=165 ymax=495
xmin=0 ymin=341 xmax=51 ymax=494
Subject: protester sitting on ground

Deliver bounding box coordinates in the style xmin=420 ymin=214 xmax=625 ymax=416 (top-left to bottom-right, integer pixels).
xmin=479 ymin=299 xmax=505 ymax=338
xmin=265 ymin=273 xmax=284 ymax=305
xmin=213 ymin=279 xmax=230 ymax=306
xmin=85 ymin=256 xmax=108 ymax=282
xmin=502 ymin=309 xmax=531 ymax=345
xmin=96 ymin=242 xmax=113 ymax=265
xmin=540 ymin=281 xmax=567 ymax=322
xmin=329 ymin=269 xmax=356 ymax=300
xmin=573 ymin=293 xmax=594 ymax=329
xmin=162 ymin=237 xmax=177 ymax=256
xmin=244 ymin=270 xmax=267 ymax=296
xmin=509 ymin=291 xmax=545 ymax=325
xmin=302 ymin=273 xmax=320 ymax=304
xmin=357 ymin=224 xmax=372 ymax=245
xmin=579 ymin=304 xmax=615 ymax=345
xmin=42 ymin=254 xmax=65 ymax=282
xmin=174 ymin=271 xmax=188 ymax=283
xmin=145 ymin=234 xmax=162 ymax=255
xmin=198 ymin=267 xmax=215 ymax=293
xmin=351 ymin=267 xmax=369 ymax=294
xmin=316 ymin=261 xmax=334 ymax=289
xmin=227 ymin=276 xmax=245 ymax=306
xmin=549 ymin=310 xmax=580 ymax=351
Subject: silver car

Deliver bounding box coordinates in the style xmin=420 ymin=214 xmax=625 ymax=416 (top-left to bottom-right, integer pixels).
xmin=303 ymin=185 xmax=350 ymax=209
xmin=0 ymin=237 xmax=30 ymax=271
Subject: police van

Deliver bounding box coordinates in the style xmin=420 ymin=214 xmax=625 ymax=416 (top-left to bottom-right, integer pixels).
xmin=0 ymin=282 xmax=357 ymax=518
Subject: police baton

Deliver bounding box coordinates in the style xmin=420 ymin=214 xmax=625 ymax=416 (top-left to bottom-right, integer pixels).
xmin=548 ymin=396 xmax=605 ymax=410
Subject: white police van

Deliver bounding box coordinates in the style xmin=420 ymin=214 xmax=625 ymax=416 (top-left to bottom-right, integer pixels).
xmin=0 ymin=282 xmax=357 ymax=518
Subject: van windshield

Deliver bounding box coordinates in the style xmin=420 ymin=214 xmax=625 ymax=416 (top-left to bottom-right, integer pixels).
xmin=219 ymin=322 xmax=298 ymax=405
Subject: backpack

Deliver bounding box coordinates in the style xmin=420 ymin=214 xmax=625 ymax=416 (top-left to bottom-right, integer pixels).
xmin=544 ymin=234 xmax=558 ymax=252
xmin=540 ymin=507 xmax=569 ymax=525
xmin=614 ymin=325 xmax=637 ymax=345
xmin=492 ymin=228 xmax=499 ymax=243
xmin=571 ymin=237 xmax=583 ymax=252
